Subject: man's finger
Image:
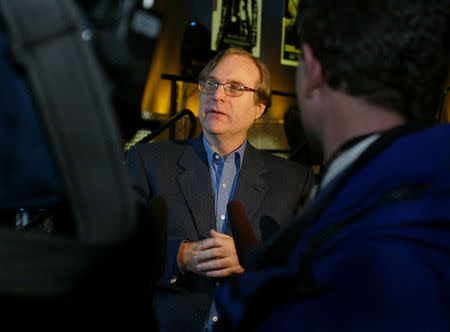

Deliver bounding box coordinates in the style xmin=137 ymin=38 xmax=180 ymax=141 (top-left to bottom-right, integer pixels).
xmin=210 ymin=229 xmax=231 ymax=238
xmin=197 ymin=256 xmax=236 ymax=272
xmin=197 ymin=236 xmax=228 ymax=250
xmin=204 ymin=264 xmax=245 ymax=278
xmin=195 ymin=245 xmax=235 ymax=262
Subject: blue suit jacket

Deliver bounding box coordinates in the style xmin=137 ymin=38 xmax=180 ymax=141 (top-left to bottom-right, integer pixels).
xmin=214 ymin=124 xmax=450 ymax=332
xmin=127 ymin=135 xmax=314 ymax=332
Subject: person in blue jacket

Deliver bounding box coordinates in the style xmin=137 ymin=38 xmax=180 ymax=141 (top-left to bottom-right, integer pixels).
xmin=213 ymin=0 xmax=450 ymax=331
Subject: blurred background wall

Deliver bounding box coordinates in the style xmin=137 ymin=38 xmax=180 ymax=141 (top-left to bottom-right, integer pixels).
xmin=128 ymin=0 xmax=449 ymax=154
xmin=137 ymin=0 xmax=300 ymax=155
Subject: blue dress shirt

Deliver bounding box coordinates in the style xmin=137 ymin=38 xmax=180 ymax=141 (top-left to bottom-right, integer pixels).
xmin=203 ymin=135 xmax=246 ymax=233
xmin=202 ymin=135 xmax=246 ymax=332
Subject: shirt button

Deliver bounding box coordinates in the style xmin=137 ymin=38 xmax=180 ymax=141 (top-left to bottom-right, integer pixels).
xmin=212 ymin=316 xmax=218 ymax=323
xmin=214 ymin=154 xmax=219 ymax=159
xmin=220 ymin=214 xmax=225 ymax=220
xmin=222 ymin=183 xmax=227 ymax=188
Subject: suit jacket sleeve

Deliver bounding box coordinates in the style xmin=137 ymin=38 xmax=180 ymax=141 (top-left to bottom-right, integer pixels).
xmin=127 ymin=145 xmax=186 ymax=284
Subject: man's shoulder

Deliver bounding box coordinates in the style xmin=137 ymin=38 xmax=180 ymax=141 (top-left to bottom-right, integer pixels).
xmin=252 ymin=146 xmax=312 ymax=174
xmin=127 ymin=138 xmax=200 ymax=169
xmin=130 ymin=138 xmax=195 ymax=155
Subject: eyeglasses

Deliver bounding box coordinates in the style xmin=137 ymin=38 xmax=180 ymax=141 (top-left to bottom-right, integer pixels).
xmin=198 ymin=79 xmax=257 ymax=97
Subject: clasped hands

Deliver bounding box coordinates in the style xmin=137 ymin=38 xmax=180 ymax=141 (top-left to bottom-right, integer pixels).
xmin=178 ymin=229 xmax=244 ymax=278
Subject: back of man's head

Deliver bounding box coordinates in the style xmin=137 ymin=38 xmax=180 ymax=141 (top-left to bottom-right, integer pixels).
xmin=298 ymin=0 xmax=450 ymax=121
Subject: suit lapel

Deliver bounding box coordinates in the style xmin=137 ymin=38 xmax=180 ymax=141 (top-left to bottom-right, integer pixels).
xmin=176 ymin=136 xmax=216 ymax=238
xmin=232 ymin=143 xmax=268 ymax=235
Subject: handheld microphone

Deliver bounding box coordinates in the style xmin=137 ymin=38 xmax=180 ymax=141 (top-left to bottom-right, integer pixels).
xmin=227 ymin=200 xmax=258 ymax=267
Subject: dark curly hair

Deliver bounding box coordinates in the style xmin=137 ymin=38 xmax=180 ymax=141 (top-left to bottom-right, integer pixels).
xmin=297 ymin=0 xmax=450 ymax=120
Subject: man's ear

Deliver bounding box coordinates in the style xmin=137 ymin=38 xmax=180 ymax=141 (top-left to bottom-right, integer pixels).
xmin=255 ymin=103 xmax=265 ymax=120
xmin=302 ymin=44 xmax=325 ymax=97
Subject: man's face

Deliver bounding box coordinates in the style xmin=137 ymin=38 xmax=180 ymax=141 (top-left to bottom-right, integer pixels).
xmin=199 ymin=54 xmax=265 ymax=143
xmin=296 ymin=56 xmax=323 ymax=157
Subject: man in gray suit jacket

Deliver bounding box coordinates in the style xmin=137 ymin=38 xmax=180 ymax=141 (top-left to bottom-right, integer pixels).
xmin=127 ymin=47 xmax=314 ymax=332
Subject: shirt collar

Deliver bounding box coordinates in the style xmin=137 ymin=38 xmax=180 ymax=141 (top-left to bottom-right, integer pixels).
xmin=320 ymin=134 xmax=380 ymax=190
xmin=202 ymin=134 xmax=246 ymax=169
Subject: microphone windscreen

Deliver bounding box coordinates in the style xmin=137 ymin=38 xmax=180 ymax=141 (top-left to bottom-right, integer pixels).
xmin=259 ymin=216 xmax=280 ymax=243
xmin=227 ymin=200 xmax=258 ymax=267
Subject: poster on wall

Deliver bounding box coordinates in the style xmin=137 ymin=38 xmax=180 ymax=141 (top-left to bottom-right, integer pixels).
xmin=211 ymin=0 xmax=262 ymax=57
xmin=281 ymin=0 xmax=300 ymax=66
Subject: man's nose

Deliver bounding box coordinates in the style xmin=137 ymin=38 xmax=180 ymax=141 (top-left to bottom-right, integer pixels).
xmin=213 ymin=84 xmax=227 ymax=99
